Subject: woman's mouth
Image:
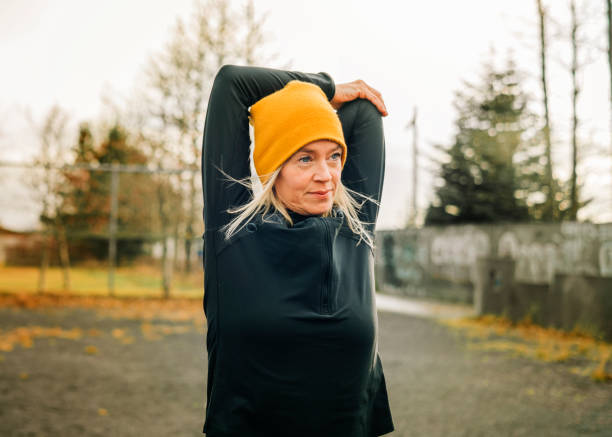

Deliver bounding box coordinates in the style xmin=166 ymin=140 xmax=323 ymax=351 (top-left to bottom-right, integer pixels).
xmin=309 ymin=190 xmax=331 ymax=198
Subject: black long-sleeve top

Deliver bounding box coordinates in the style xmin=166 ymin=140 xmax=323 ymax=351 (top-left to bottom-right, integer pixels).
xmin=201 ymin=64 xmax=394 ymax=437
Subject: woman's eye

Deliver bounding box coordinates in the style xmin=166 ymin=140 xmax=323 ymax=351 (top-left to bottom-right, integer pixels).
xmin=298 ymin=156 xmax=311 ymax=163
xmin=330 ymin=152 xmax=342 ymax=160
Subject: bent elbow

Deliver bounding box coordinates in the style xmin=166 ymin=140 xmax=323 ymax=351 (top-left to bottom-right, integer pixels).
xmin=355 ymin=98 xmax=383 ymax=123
xmin=213 ymin=64 xmax=240 ymax=88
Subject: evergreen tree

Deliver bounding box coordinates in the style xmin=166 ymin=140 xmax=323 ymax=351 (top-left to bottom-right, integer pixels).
xmin=426 ymin=56 xmax=540 ymax=225
xmin=61 ymin=124 xmax=165 ymax=263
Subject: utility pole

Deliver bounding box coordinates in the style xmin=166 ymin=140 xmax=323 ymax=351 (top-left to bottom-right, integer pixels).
xmin=607 ymin=0 xmax=612 ymax=215
xmin=108 ymin=162 xmax=119 ymax=297
xmin=407 ymin=107 xmax=418 ymax=227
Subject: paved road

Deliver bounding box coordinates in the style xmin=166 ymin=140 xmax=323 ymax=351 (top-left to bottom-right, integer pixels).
xmin=378 ymin=308 xmax=612 ymax=436
xmin=0 ymin=297 xmax=610 ymax=436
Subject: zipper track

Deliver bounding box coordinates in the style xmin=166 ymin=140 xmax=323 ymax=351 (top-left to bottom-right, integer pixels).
xmin=321 ymin=219 xmax=332 ymax=314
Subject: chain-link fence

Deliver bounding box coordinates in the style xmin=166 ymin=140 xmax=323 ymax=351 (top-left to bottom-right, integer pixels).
xmin=0 ymin=161 xmax=203 ymax=298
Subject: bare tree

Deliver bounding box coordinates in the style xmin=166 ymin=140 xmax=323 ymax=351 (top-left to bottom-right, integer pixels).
xmin=569 ymin=0 xmax=580 ymax=220
xmin=30 ymin=106 xmax=72 ymax=293
xmin=136 ymin=0 xmax=273 ymax=282
xmin=241 ymin=0 xmax=276 ymax=66
xmin=536 ymin=0 xmax=556 ymax=221
xmin=564 ymin=0 xmax=599 ymax=219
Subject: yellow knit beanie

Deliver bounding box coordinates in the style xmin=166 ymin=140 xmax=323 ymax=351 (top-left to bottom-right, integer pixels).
xmin=249 ymin=80 xmax=347 ymax=184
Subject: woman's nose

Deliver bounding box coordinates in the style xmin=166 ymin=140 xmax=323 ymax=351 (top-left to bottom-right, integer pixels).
xmin=313 ymin=160 xmax=332 ymax=181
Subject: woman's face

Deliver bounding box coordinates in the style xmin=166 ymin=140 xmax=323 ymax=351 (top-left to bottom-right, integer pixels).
xmin=273 ymin=140 xmax=343 ymax=216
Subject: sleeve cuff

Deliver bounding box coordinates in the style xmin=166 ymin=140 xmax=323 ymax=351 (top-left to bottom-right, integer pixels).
xmin=318 ymin=72 xmax=336 ymax=101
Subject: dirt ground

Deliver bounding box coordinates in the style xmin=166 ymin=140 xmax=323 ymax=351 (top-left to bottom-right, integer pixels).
xmin=0 ymin=296 xmax=610 ymax=436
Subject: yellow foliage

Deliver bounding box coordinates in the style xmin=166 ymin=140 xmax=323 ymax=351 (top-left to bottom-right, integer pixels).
xmin=140 ymin=321 xmax=191 ymax=341
xmin=84 ymin=345 xmax=98 ymax=355
xmin=591 ymin=347 xmax=612 ymax=382
xmin=441 ymin=315 xmax=612 ymax=382
xmin=0 ymin=326 xmax=83 ymax=351
xmin=0 ymin=293 xmax=204 ymax=324
xmin=0 ymin=292 xmax=202 ymax=354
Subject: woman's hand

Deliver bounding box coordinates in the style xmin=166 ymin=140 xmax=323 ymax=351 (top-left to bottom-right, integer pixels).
xmin=330 ymin=80 xmax=388 ymax=116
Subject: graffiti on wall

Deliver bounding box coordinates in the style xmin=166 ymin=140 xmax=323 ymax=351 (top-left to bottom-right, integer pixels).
xmin=558 ymin=238 xmax=599 ymax=276
xmin=596 ymin=224 xmax=612 ymax=277
xmin=376 ymin=223 xmax=612 ymax=291
xmin=600 ymin=241 xmax=612 ymax=277
xmin=431 ymin=230 xmax=490 ymax=266
xmin=498 ymin=232 xmax=557 ymax=284
xmin=430 ymin=229 xmax=490 ymax=282
xmin=558 ymin=222 xmax=600 ymax=276
xmin=381 ymin=234 xmax=427 ymax=286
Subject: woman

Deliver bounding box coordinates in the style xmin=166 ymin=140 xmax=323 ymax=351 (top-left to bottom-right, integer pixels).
xmin=201 ymin=64 xmax=393 ymax=436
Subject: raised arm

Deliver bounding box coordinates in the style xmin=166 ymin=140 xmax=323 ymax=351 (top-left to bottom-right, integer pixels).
xmin=337 ymin=99 xmax=386 ymax=233
xmin=201 ymin=65 xmax=336 ymax=232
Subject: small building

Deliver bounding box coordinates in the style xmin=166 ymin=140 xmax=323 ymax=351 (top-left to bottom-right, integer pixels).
xmin=0 ymin=226 xmax=43 ymax=266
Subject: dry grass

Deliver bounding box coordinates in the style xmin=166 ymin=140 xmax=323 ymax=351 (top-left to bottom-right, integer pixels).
xmin=0 ymin=293 xmax=205 ymax=354
xmin=0 ymin=266 xmax=202 ymax=298
xmin=0 ymin=292 xmax=203 ymax=321
xmin=0 ymin=266 xmax=206 ymax=355
xmin=441 ymin=314 xmax=612 ymax=382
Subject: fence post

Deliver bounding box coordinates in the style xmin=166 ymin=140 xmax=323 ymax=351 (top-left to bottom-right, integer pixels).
xmin=108 ymin=162 xmax=119 ymax=297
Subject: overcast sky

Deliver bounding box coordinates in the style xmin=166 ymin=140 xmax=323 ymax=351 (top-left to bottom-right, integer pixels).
xmin=1 ymin=0 xmax=610 ymax=230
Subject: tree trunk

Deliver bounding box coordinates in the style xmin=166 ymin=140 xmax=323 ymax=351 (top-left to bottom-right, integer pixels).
xmin=57 ymin=224 xmax=71 ymax=292
xmin=37 ymin=228 xmax=50 ymax=294
xmin=536 ymin=0 xmax=555 ymax=221
xmin=569 ymin=0 xmax=580 ymax=220
xmin=173 ymin=223 xmax=181 ymax=272
xmin=38 ymin=158 xmax=51 ymax=294
xmin=157 ymin=181 xmax=171 ymax=298
xmin=161 ymin=237 xmax=171 ymax=298
xmin=184 ymin=173 xmax=196 ymax=274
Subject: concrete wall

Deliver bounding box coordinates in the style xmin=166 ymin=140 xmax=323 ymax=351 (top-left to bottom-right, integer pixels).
xmin=550 ymin=274 xmax=612 ymax=339
xmin=375 ymin=222 xmax=612 ymax=303
xmin=375 ymin=222 xmax=612 ymax=339
xmin=472 ymin=258 xmax=612 ymax=340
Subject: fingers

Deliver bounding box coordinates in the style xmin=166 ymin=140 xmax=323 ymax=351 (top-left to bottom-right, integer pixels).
xmin=355 ymin=80 xmax=388 ymax=116
xmin=360 ymin=80 xmax=383 ymax=100
xmin=332 ymin=81 xmax=389 ymax=116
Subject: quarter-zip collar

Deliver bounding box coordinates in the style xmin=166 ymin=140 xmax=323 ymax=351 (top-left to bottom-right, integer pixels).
xmin=286 ymin=208 xmax=315 ymax=224
xmin=285 ymin=206 xmax=343 ymax=225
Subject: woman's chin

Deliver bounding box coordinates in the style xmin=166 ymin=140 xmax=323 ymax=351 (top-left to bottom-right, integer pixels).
xmin=304 ymin=201 xmax=333 ymax=216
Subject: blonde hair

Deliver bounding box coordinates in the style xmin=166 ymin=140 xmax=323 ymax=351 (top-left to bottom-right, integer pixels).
xmin=217 ymin=165 xmax=378 ymax=249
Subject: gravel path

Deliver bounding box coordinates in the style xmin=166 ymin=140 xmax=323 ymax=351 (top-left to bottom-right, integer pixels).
xmin=0 ymin=300 xmax=610 ymax=436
